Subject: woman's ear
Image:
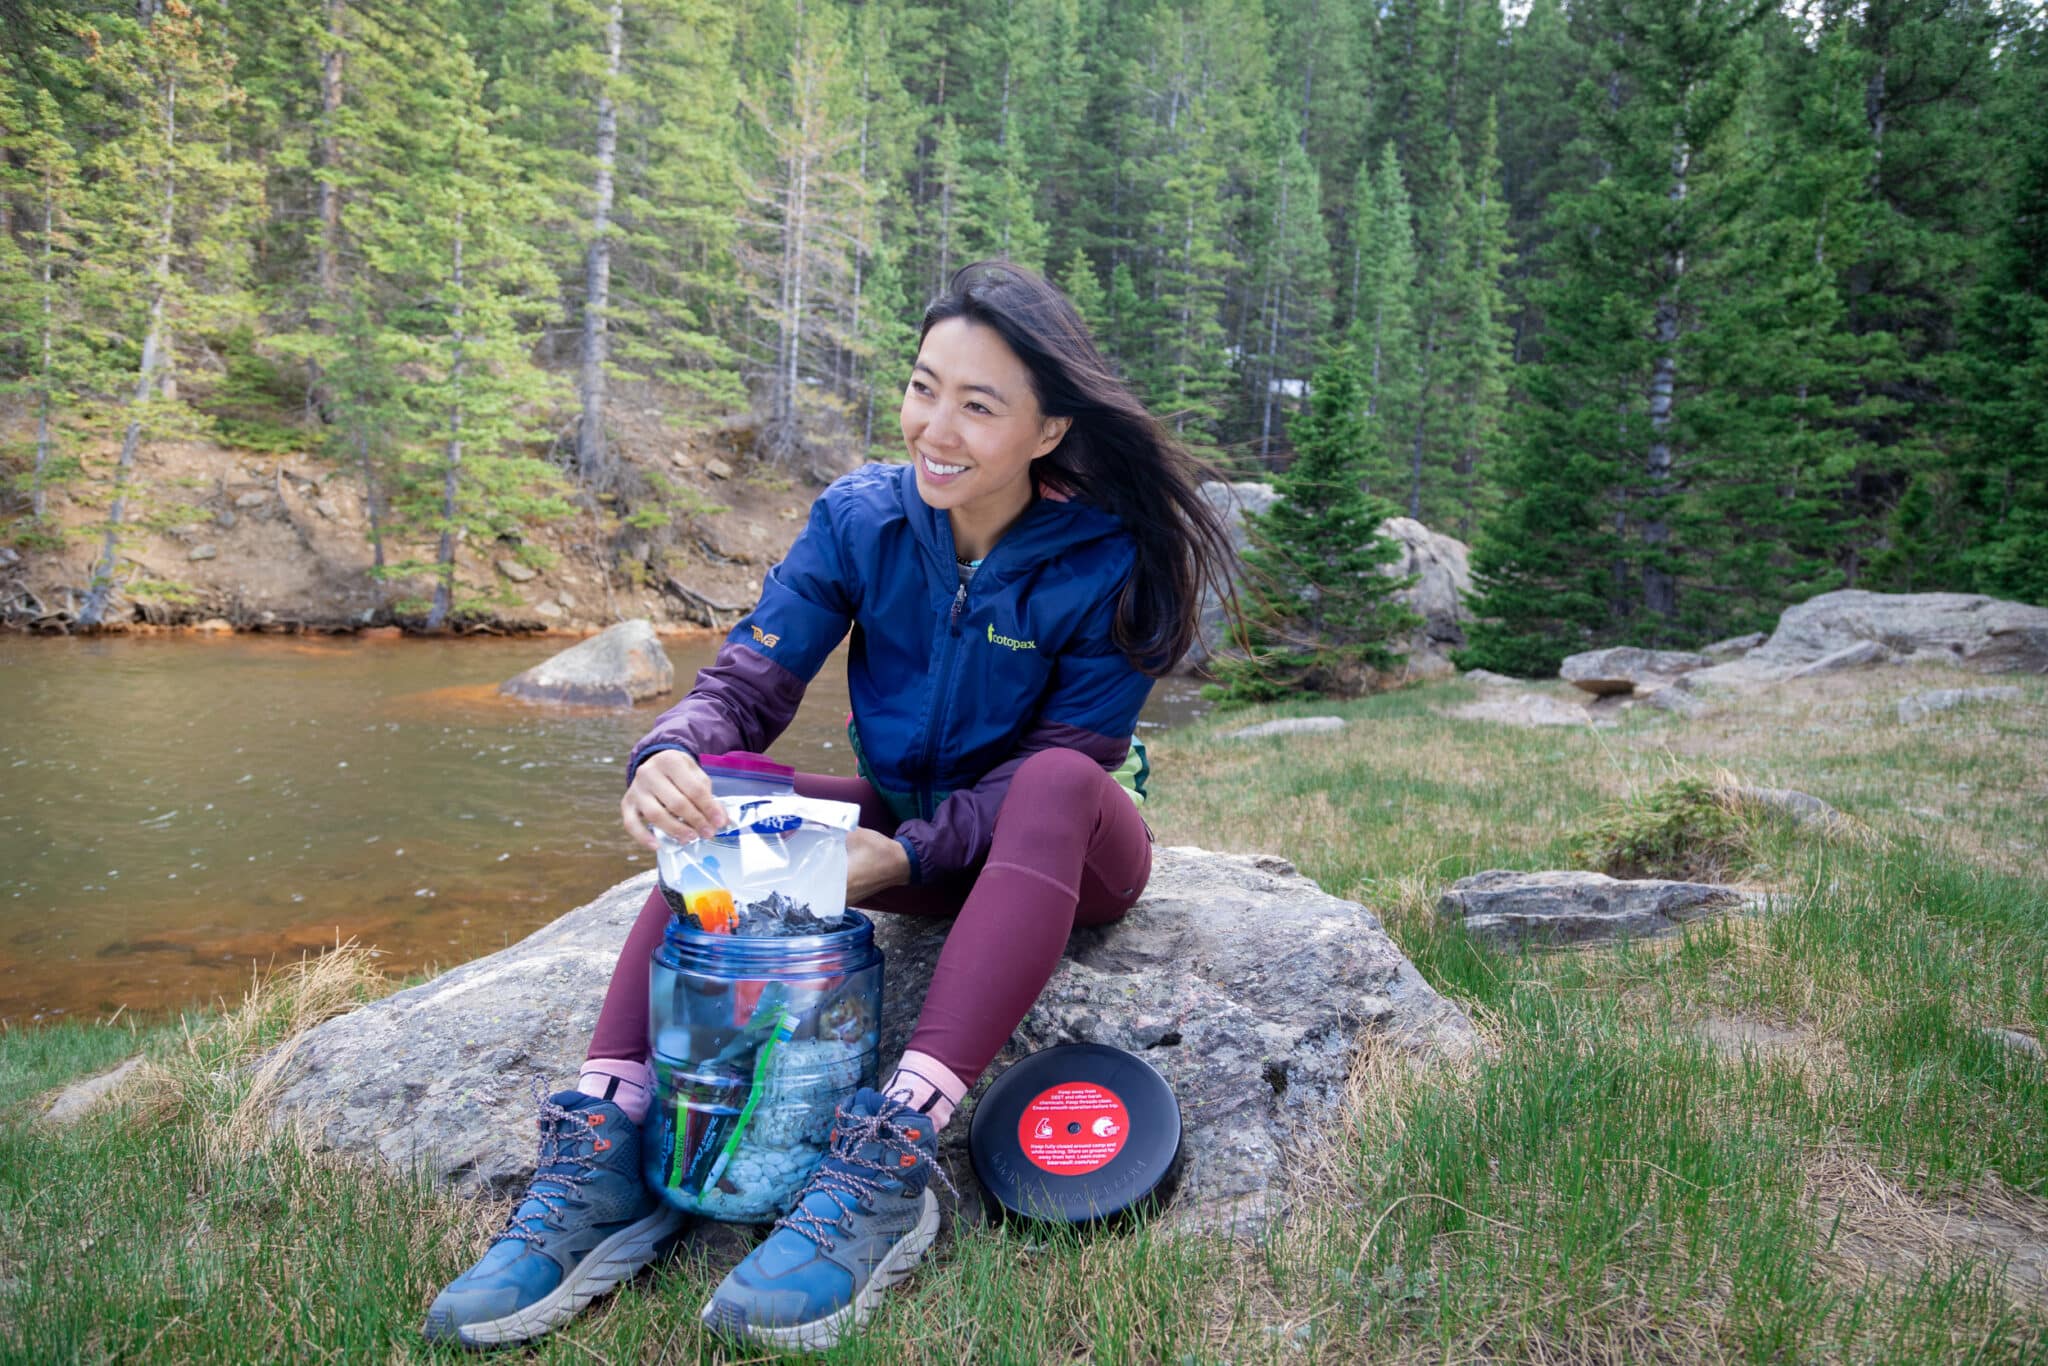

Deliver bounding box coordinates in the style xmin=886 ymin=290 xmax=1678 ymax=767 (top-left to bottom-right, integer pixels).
xmin=1033 ymin=414 xmax=1073 ymax=459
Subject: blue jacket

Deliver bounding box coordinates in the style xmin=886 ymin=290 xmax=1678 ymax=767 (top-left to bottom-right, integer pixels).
xmin=629 ymin=462 xmax=1153 ymax=883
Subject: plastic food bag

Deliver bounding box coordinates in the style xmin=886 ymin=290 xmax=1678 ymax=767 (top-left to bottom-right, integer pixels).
xmin=654 ymin=794 xmax=861 ymax=934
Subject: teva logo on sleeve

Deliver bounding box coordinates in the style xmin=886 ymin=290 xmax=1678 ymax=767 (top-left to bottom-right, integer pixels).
xmin=987 ymin=622 xmax=1036 ymax=652
xmin=1015 ymin=1082 xmax=1130 ymax=1175
xmin=751 ymin=624 xmax=781 ymax=648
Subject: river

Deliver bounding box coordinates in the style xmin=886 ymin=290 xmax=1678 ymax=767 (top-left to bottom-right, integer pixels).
xmin=0 ymin=633 xmax=1207 ymax=1026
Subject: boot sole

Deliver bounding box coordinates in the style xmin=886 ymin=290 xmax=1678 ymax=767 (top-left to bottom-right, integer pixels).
xmin=423 ymin=1203 xmax=686 ymax=1348
xmin=702 ymin=1187 xmax=939 ymax=1354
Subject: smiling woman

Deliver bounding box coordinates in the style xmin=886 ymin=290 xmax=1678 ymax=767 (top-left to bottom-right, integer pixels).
xmin=902 ymin=317 xmax=1073 ymax=561
xmin=424 ymin=262 xmax=1243 ymax=1355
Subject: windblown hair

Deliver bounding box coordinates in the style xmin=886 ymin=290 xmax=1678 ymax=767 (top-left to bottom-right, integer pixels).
xmin=920 ymin=260 xmax=1241 ymax=675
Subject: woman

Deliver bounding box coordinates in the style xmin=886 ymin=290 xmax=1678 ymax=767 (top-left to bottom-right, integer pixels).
xmin=425 ymin=261 xmax=1237 ymax=1353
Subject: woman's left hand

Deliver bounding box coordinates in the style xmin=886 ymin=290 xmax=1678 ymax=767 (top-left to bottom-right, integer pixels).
xmin=845 ymin=828 xmax=911 ymax=905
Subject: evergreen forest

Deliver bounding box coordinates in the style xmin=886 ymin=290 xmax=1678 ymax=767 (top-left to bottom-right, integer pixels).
xmin=2 ymin=0 xmax=2043 ymax=665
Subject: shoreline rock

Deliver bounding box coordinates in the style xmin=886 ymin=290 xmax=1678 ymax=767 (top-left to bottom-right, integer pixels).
xmin=499 ymin=619 xmax=674 ymax=707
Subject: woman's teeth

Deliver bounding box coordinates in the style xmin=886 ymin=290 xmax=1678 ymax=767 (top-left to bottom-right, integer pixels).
xmin=923 ymin=454 xmax=966 ymax=476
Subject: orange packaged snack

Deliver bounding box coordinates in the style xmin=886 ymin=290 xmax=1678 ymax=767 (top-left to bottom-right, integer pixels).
xmin=685 ymin=888 xmax=736 ymax=934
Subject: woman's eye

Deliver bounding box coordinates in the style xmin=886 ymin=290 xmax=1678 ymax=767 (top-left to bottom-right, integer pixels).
xmin=965 ymin=402 xmax=991 ymax=415
xmin=909 ymin=379 xmax=931 ymax=395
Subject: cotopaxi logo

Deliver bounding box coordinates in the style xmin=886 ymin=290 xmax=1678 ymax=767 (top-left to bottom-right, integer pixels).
xmin=986 ymin=622 xmax=1036 ymax=653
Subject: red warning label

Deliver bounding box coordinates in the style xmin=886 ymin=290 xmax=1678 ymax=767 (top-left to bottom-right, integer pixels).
xmin=1016 ymin=1082 xmax=1130 ymax=1176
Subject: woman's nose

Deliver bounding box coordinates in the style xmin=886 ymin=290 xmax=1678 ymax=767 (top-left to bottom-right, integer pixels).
xmin=922 ymin=407 xmax=960 ymax=447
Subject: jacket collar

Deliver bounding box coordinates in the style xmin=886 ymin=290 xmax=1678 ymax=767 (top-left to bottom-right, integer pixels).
xmin=892 ymin=462 xmax=1122 ymax=583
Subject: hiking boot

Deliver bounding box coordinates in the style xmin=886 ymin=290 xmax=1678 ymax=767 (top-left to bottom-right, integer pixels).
xmin=700 ymin=1088 xmax=948 ymax=1353
xmin=422 ymin=1090 xmax=684 ymax=1347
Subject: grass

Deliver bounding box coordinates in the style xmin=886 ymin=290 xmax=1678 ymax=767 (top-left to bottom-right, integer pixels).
xmin=2 ymin=666 xmax=2045 ymax=1361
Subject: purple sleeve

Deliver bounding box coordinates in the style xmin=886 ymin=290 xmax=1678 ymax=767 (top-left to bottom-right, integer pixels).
xmin=625 ymin=641 xmax=812 ymax=785
xmin=625 ymin=489 xmax=857 ymax=787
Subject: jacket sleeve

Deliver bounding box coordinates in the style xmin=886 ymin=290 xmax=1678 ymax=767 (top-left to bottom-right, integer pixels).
xmin=627 ymin=493 xmax=857 ymax=785
xmin=890 ymin=593 xmax=1153 ymax=882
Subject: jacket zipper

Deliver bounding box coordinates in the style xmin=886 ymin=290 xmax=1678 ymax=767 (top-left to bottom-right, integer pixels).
xmin=916 ymin=579 xmax=971 ymax=820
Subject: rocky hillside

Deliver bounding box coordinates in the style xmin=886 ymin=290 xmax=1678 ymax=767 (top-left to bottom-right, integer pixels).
xmin=1 ymin=396 xmax=842 ymax=636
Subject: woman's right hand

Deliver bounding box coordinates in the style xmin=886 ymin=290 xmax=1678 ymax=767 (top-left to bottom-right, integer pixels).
xmin=621 ymin=750 xmax=726 ymax=850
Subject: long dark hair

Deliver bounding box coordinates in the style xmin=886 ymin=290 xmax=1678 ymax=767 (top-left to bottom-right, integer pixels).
xmin=920 ymin=260 xmax=1240 ymax=675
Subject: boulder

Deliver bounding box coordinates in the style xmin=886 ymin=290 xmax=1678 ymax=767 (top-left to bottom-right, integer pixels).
xmin=264 ymin=849 xmax=1477 ymax=1235
xmin=1691 ymin=591 xmax=2048 ymax=687
xmin=495 ymin=558 xmax=538 ymax=584
xmin=1702 ymin=632 xmax=1767 ymax=661
xmin=1638 ymin=677 xmax=1709 ymax=717
xmin=1183 ymin=482 xmax=1475 ymax=676
xmin=42 ymin=1056 xmax=145 ymax=1124
xmin=1722 ymin=785 xmax=1850 ymax=832
xmin=187 ymin=545 xmax=218 ymax=562
xmin=1443 ymin=691 xmax=1610 ymax=729
xmin=234 ymin=491 xmax=270 ymax=510
xmin=1223 ymin=716 xmax=1346 ymax=741
xmin=1460 ymin=669 xmax=1522 ymax=688
xmin=314 ymin=498 xmax=339 ymax=519
xmin=1378 ymin=516 xmax=1474 ymax=656
xmin=1560 ymin=647 xmax=1710 ymax=696
xmin=1896 ymin=686 xmax=2024 ymax=725
xmin=1439 ymin=870 xmax=1745 ymax=947
xmin=499 ymin=619 xmax=674 ymax=706
xmin=704 ymin=457 xmax=735 ymax=480
xmin=1784 ymin=639 xmax=1893 ymax=679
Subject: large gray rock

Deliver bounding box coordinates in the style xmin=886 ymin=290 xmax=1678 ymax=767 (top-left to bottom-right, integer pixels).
xmin=1896 ymin=686 xmax=2024 ymax=724
xmin=1722 ymin=785 xmax=1851 ymax=832
xmin=1183 ymin=483 xmax=1474 ymax=676
xmin=1440 ymin=870 xmax=1746 ymax=947
xmin=1692 ymin=591 xmax=2048 ymax=687
xmin=1701 ymin=632 xmax=1767 ymax=661
xmin=1784 ymin=638 xmax=1894 ymax=679
xmin=1560 ymin=647 xmax=1710 ymax=696
xmin=1379 ymin=516 xmax=1474 ymax=656
xmin=265 ymin=849 xmax=1476 ymax=1235
xmin=499 ymin=618 xmax=674 ymax=706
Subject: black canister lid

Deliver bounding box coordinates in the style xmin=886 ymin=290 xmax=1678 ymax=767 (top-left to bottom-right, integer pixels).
xmin=967 ymin=1043 xmax=1184 ymax=1226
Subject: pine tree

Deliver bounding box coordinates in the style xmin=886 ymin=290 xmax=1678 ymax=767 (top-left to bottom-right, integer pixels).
xmin=734 ymin=0 xmax=876 ymax=467
xmin=1243 ymin=109 xmax=1333 ymax=464
xmin=356 ymin=37 xmax=570 ymax=627
xmin=1347 ymin=142 xmax=1421 ymax=499
xmin=1953 ymin=11 xmax=2048 ymax=603
xmin=1435 ymin=100 xmax=1514 ymax=541
xmin=1827 ymin=0 xmax=2001 ymax=588
xmin=77 ymin=0 xmax=261 ymax=627
xmin=0 ymin=79 xmax=89 ymax=527
xmin=1058 ymin=246 xmax=1109 ymax=342
xmin=1212 ymin=343 xmax=1417 ymax=703
xmin=1462 ymin=0 xmax=1773 ymax=667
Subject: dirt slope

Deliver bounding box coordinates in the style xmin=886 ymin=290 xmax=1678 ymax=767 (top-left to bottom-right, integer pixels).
xmin=2 ymin=388 xmax=845 ymax=636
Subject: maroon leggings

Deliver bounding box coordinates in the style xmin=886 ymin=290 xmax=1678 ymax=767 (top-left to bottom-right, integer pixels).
xmin=585 ymin=747 xmax=1153 ymax=1087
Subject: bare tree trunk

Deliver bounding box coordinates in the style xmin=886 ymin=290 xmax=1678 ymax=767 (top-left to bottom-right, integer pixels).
xmin=308 ymin=0 xmax=343 ymax=420
xmin=31 ymin=182 xmax=55 ymax=520
xmin=81 ymin=74 xmax=177 ymax=629
xmin=428 ymin=224 xmax=464 ymax=631
xmin=1643 ymin=126 xmax=1690 ymax=623
xmin=576 ymin=0 xmax=623 ymax=485
xmin=1257 ymin=169 xmax=1289 ymax=462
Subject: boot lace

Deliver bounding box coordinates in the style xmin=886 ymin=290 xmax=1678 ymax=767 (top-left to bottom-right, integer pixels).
xmin=498 ymin=1084 xmax=599 ymax=1249
xmin=772 ymin=1095 xmax=956 ymax=1252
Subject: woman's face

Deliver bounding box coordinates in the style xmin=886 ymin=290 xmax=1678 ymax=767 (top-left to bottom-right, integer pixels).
xmin=900 ymin=316 xmax=1071 ymax=560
